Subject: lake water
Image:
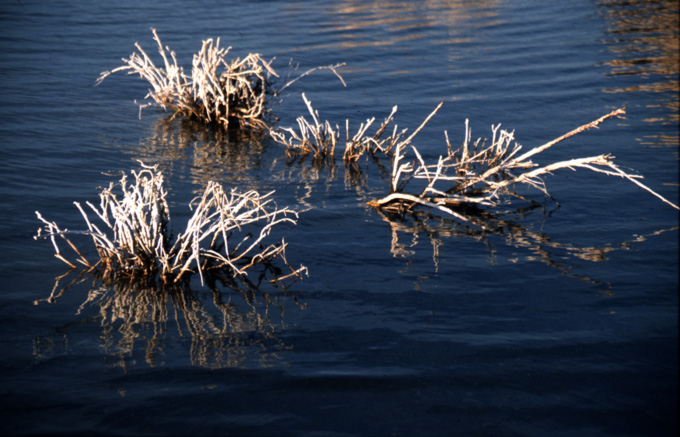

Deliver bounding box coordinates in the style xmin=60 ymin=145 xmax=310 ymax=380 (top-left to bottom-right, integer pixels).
xmin=1 ymin=1 xmax=678 ymax=436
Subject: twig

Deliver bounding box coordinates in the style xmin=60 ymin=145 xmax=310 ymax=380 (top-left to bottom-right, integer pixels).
xmin=514 ymin=108 xmax=626 ymax=163
xmin=278 ymin=63 xmax=347 ymax=93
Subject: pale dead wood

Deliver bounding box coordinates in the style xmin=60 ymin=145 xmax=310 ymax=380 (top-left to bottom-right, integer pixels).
xmin=97 ymin=29 xmax=345 ymax=130
xmin=270 ymin=95 xmax=412 ymax=167
xmin=269 ymin=93 xmax=339 ymax=160
xmin=35 ymin=164 xmax=307 ymax=286
xmin=97 ymin=28 xmax=277 ymax=128
xmin=270 ymin=94 xmax=406 ymax=165
xmin=368 ymin=106 xmax=678 ymax=223
xmin=278 ymin=63 xmax=347 ymax=93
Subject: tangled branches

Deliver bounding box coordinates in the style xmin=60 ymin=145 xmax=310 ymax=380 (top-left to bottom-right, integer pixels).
xmin=269 ymin=93 xmax=405 ymax=165
xmin=97 ymin=28 xmax=343 ymax=129
xmin=34 ymin=164 xmax=307 ymax=286
xmin=368 ymin=107 xmax=679 ymax=225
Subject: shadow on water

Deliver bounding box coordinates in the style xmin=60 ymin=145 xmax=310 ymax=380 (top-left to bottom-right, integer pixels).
xmin=33 ymin=268 xmax=305 ymax=370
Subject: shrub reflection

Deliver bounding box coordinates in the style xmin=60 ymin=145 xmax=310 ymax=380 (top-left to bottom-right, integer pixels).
xmin=132 ymin=117 xmax=268 ymax=187
xmin=375 ymin=202 xmax=678 ymax=292
xmin=34 ymin=270 xmax=304 ymax=369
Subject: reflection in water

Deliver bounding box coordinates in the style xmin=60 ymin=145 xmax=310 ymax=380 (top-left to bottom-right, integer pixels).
xmin=132 ymin=117 xmax=268 ymax=188
xmin=268 ymin=150 xmax=377 ymax=215
xmin=263 ymin=151 xmax=340 ymax=217
xmin=33 ymin=271 xmax=304 ymax=369
xmin=598 ymin=0 xmax=679 ymax=124
xmin=288 ymin=0 xmax=497 ymax=55
xmin=376 ymin=202 xmax=678 ymax=293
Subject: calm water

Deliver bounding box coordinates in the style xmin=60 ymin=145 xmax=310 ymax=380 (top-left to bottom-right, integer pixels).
xmin=1 ymin=1 xmax=678 ymax=436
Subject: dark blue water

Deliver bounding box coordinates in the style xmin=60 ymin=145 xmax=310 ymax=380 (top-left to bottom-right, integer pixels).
xmin=1 ymin=1 xmax=678 ymax=436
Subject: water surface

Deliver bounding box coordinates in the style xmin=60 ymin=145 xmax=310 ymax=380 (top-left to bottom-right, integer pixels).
xmin=1 ymin=1 xmax=678 ymax=436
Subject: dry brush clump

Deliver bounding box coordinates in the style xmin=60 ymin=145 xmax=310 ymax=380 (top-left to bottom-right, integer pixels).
xmin=97 ymin=28 xmax=344 ymax=129
xmin=270 ymin=99 xmax=678 ymax=229
xmin=34 ymin=163 xmax=307 ymax=287
xmin=269 ymin=93 xmax=405 ymax=165
xmin=366 ymin=106 xmax=679 ymax=225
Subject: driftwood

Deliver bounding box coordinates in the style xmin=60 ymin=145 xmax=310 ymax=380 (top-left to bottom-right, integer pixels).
xmin=367 ymin=106 xmax=679 ymax=223
xmin=34 ymin=163 xmax=307 ymax=286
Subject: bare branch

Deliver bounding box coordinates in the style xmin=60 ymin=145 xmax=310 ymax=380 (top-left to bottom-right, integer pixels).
xmin=368 ymin=106 xmax=676 ymax=224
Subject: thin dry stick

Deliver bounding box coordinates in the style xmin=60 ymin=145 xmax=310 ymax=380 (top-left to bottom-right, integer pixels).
xmin=279 ymin=63 xmax=347 ymax=92
xmin=367 ymin=192 xmax=473 ymax=224
xmin=515 ymin=108 xmax=626 ymax=163
xmin=452 ymin=108 xmax=627 ymax=196
xmin=388 ymin=102 xmax=445 ymax=193
xmin=402 ymin=101 xmax=444 ymax=147
xmin=601 ymin=161 xmax=679 ymax=210
xmin=369 ymin=106 xmax=678 ymax=223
